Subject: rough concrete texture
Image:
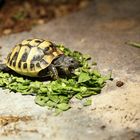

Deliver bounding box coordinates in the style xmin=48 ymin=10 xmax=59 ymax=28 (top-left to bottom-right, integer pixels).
xmin=0 ymin=0 xmax=140 ymax=140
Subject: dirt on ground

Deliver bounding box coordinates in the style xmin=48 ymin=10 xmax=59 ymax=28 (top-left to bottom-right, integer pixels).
xmin=0 ymin=115 xmax=32 ymax=126
xmin=0 ymin=0 xmax=90 ymax=36
xmin=0 ymin=115 xmax=35 ymax=136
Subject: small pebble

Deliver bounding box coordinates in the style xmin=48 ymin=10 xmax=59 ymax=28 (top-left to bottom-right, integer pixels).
xmin=108 ymin=106 xmax=112 ymax=108
xmin=100 ymin=125 xmax=106 ymax=130
xmin=116 ymin=81 xmax=124 ymax=87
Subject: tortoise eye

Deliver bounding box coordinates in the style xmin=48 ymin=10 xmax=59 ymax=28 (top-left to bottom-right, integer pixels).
xmin=71 ymin=60 xmax=74 ymax=63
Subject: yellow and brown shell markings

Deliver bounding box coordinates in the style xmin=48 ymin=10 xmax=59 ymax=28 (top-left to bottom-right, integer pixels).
xmin=6 ymin=39 xmax=63 ymax=77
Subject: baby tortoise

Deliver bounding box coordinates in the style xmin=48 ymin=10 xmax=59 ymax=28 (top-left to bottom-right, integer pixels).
xmin=0 ymin=39 xmax=79 ymax=79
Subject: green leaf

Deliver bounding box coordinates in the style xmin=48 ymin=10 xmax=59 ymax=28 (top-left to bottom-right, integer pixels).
xmin=83 ymin=99 xmax=92 ymax=106
xmin=17 ymin=84 xmax=29 ymax=90
xmin=83 ymin=54 xmax=91 ymax=60
xmin=57 ymin=103 xmax=71 ymax=111
xmin=35 ymin=95 xmax=49 ymax=106
xmin=39 ymin=87 xmax=48 ymax=93
xmin=81 ymin=91 xmax=98 ymax=97
xmin=92 ymin=61 xmax=97 ymax=65
xmin=59 ymin=95 xmax=69 ymax=103
xmin=46 ymin=100 xmax=57 ymax=108
xmin=126 ymin=41 xmax=140 ymax=48
xmin=75 ymin=93 xmax=83 ymax=100
xmin=92 ymin=70 xmax=101 ymax=77
xmin=97 ymin=78 xmax=104 ymax=85
xmin=0 ymin=72 xmax=10 ymax=78
xmin=78 ymin=72 xmax=91 ymax=83
xmin=54 ymin=108 xmax=63 ymax=116
xmin=48 ymin=95 xmax=60 ymax=103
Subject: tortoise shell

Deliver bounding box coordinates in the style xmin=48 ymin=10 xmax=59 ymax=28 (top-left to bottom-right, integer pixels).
xmin=6 ymin=39 xmax=63 ymax=77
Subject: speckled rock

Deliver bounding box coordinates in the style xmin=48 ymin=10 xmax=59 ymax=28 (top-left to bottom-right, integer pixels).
xmin=0 ymin=0 xmax=140 ymax=140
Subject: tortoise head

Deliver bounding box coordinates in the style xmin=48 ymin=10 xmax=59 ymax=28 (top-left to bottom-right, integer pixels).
xmin=53 ymin=55 xmax=80 ymax=75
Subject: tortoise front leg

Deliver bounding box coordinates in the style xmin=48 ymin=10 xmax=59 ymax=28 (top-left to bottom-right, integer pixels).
xmin=48 ymin=64 xmax=59 ymax=80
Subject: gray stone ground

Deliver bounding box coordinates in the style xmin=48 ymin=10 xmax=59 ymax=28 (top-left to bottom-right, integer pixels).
xmin=0 ymin=0 xmax=140 ymax=140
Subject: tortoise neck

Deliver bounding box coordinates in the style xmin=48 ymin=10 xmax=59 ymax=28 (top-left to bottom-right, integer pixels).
xmin=53 ymin=54 xmax=65 ymax=67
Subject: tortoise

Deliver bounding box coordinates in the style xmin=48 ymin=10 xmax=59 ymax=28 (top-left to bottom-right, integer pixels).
xmin=0 ymin=39 xmax=79 ymax=79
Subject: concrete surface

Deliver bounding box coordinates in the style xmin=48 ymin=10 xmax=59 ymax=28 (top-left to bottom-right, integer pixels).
xmin=0 ymin=0 xmax=140 ymax=140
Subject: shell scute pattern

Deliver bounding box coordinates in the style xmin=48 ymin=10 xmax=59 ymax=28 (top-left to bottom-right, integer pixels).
xmin=6 ymin=39 xmax=63 ymax=77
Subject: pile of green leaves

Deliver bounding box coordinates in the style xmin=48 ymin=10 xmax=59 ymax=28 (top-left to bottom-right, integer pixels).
xmin=0 ymin=45 xmax=111 ymax=114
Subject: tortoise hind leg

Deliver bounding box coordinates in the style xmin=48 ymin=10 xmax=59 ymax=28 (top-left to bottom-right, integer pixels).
xmin=0 ymin=64 xmax=10 ymax=72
